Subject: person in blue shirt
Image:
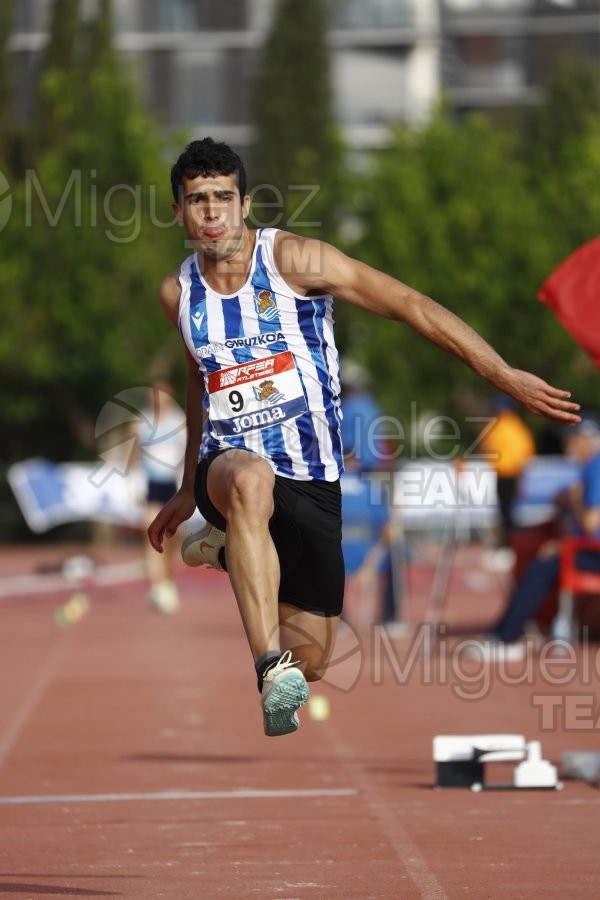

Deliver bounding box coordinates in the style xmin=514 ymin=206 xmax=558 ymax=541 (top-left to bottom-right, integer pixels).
xmin=339 ymin=360 xmax=398 ymax=624
xmin=340 ymin=359 xmax=384 ymax=474
xmin=474 ymin=415 xmax=600 ymax=659
xmin=340 ymin=458 xmax=389 ymax=576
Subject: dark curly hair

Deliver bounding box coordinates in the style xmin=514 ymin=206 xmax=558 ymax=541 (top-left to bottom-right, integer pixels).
xmin=170 ymin=138 xmax=247 ymax=203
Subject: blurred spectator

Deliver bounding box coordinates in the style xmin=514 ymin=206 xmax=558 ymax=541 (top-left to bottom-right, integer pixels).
xmin=133 ymin=380 xmax=187 ymax=613
xmin=480 ymin=394 xmax=536 ymax=570
xmin=470 ymin=415 xmax=600 ymax=660
xmin=340 ymin=358 xmax=384 ymax=473
xmin=340 ymin=359 xmax=398 ymax=626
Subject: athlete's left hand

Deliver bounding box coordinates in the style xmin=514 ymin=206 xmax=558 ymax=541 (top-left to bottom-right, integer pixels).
xmin=503 ymin=369 xmax=581 ymax=424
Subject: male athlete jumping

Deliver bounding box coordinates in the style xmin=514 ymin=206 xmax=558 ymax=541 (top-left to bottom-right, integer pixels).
xmin=148 ymin=138 xmax=580 ymax=736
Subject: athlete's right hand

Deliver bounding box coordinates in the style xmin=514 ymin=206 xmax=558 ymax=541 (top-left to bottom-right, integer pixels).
xmin=148 ymin=488 xmax=197 ymax=552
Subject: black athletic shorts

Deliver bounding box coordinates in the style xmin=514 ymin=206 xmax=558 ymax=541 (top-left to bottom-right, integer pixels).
xmin=194 ymin=450 xmax=344 ymax=617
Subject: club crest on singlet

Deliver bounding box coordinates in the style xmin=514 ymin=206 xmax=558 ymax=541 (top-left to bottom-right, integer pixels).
xmin=253 ymin=288 xmax=279 ymax=322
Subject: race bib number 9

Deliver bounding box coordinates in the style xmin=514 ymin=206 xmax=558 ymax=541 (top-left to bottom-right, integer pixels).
xmin=207 ymin=351 xmax=308 ymax=437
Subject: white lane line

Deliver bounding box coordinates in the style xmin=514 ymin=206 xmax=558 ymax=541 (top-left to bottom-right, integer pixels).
xmin=323 ymin=717 xmax=448 ymax=900
xmin=0 ymin=560 xmax=146 ymax=600
xmin=0 ymin=635 xmax=71 ymax=770
xmin=0 ymin=788 xmax=358 ymax=806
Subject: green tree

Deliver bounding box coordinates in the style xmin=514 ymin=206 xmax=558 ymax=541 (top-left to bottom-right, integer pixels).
xmin=336 ymin=64 xmax=600 ymax=440
xmin=0 ymin=0 xmax=185 ymax=463
xmin=252 ymin=0 xmax=343 ymax=238
xmin=0 ymin=0 xmax=19 ymax=174
xmin=522 ymin=56 xmax=600 ymax=259
xmin=0 ymin=0 xmax=12 ymax=132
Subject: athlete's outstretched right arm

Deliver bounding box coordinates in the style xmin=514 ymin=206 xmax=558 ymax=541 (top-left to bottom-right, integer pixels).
xmin=148 ymin=274 xmax=205 ymax=553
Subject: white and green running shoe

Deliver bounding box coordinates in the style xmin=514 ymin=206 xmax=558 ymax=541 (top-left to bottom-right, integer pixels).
xmin=261 ymin=650 xmax=309 ymax=737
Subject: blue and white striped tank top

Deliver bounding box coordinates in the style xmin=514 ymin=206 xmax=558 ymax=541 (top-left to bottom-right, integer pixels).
xmin=178 ymin=228 xmax=343 ymax=481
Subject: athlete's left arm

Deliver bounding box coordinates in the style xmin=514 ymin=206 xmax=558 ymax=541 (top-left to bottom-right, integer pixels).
xmin=280 ymin=235 xmax=580 ymax=425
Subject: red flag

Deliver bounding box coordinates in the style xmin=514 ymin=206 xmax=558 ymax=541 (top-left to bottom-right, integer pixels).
xmin=538 ymin=236 xmax=600 ymax=369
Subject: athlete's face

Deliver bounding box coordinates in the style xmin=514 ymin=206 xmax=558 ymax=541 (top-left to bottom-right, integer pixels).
xmin=173 ymin=172 xmax=251 ymax=261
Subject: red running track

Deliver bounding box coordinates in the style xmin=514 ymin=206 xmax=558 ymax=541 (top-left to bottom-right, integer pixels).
xmin=0 ymin=544 xmax=599 ymax=899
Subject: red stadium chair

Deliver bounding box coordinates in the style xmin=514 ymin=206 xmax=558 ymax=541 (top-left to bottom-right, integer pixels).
xmin=555 ymin=536 xmax=600 ymax=640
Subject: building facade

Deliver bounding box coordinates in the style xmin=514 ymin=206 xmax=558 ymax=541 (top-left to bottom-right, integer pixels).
xmin=8 ymin=0 xmax=600 ymax=147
